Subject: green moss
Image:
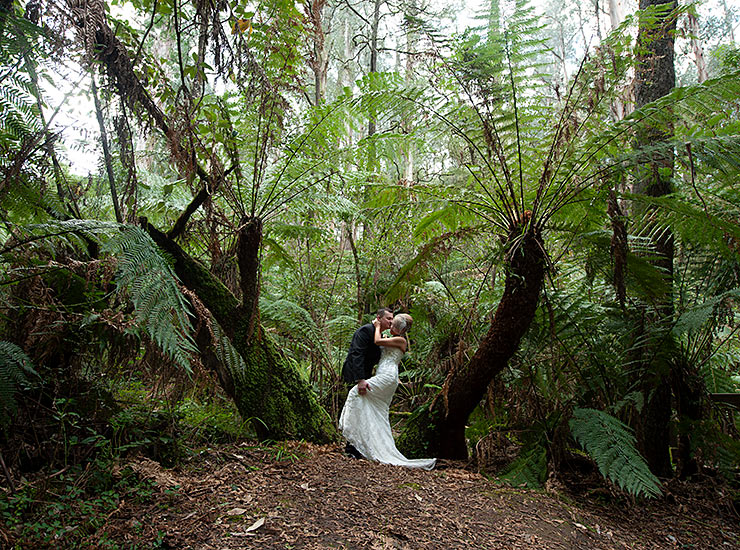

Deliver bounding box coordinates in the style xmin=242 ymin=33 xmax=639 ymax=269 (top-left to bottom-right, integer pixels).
xmin=43 ymin=267 xmax=107 ymax=313
xmin=146 ymin=223 xmax=335 ymax=444
xmin=229 ymin=330 xmax=335 ymax=443
xmin=175 ymin=251 xmax=239 ymax=322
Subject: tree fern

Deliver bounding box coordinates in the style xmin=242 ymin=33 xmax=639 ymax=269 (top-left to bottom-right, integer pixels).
xmin=13 ymin=220 xmax=197 ymax=371
xmin=0 ymin=63 xmax=40 ymax=146
xmin=673 ymin=288 xmax=740 ymax=338
xmin=0 ymin=11 xmax=55 ymax=225
xmin=701 ymin=344 xmax=740 ymax=394
xmin=210 ymin=319 xmax=249 ymax=379
xmin=0 ymin=341 xmax=37 ymax=426
xmin=569 ymin=407 xmax=662 ymax=498
xmin=102 ymin=225 xmax=197 ymax=372
xmin=259 ymin=297 xmax=337 ymax=372
xmin=3 ymin=177 xmax=68 ymax=223
xmin=0 ymin=10 xmax=43 ymax=152
xmin=710 ymin=433 xmax=740 ymax=481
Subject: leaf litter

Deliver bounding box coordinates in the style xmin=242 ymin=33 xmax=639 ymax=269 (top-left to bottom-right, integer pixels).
xmin=85 ymin=441 xmax=738 ymax=549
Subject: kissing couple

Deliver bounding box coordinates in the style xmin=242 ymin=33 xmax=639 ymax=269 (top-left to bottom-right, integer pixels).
xmin=339 ymin=307 xmax=436 ymax=470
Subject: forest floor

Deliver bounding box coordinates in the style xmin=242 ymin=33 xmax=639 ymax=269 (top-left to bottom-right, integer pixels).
xmin=60 ymin=441 xmax=740 ymax=549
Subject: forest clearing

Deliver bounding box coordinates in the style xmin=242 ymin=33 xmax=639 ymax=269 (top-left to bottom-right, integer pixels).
xmin=2 ymin=0 xmax=740 ymax=547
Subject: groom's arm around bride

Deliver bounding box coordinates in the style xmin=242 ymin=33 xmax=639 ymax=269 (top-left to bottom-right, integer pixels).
xmin=341 ymin=307 xmax=393 ymax=395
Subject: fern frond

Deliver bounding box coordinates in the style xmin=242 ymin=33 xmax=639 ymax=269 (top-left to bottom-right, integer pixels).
xmin=211 ymin=319 xmax=249 ymax=378
xmin=259 ymin=297 xmax=334 ymax=367
xmin=2 ymin=178 xmax=69 ymax=224
xmin=627 ymin=188 xmax=740 ymax=256
xmin=498 ymin=441 xmax=548 ymax=489
xmin=385 ymin=225 xmax=489 ymax=302
xmin=0 ymin=16 xmax=44 ymax=149
xmin=673 ymin=288 xmax=740 ymax=338
xmin=0 ymin=341 xmax=36 ymax=426
xmin=104 ymin=226 xmax=197 ymax=371
xmin=14 ymin=220 xmax=197 ymax=371
xmin=569 ymin=408 xmax=662 ymax=498
xmin=325 ymin=315 xmax=360 ymax=350
xmin=711 ymin=434 xmax=740 ymax=480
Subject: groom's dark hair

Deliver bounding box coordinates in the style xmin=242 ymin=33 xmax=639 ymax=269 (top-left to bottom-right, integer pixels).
xmin=376 ymin=307 xmax=393 ymax=317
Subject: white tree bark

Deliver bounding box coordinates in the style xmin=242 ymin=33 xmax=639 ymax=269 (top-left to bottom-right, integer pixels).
xmin=608 ymin=0 xmax=624 ymax=30
xmin=687 ymin=12 xmax=708 ymax=83
xmin=608 ymin=0 xmax=630 ymax=120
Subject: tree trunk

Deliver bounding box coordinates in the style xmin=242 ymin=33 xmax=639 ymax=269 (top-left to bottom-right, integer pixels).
xmin=687 ymin=12 xmax=708 ymax=83
xmin=346 ymin=224 xmax=365 ymax=321
xmin=608 ymin=0 xmax=624 ymax=28
xmin=672 ymin=355 xmax=703 ymax=478
xmin=608 ymin=0 xmax=630 ymax=120
xmin=305 ymin=0 xmax=330 ymax=106
xmin=114 ymin=102 xmax=139 ymax=222
xmin=142 ymin=219 xmax=335 ymax=443
xmin=91 ymin=75 xmax=123 ymax=224
xmin=401 ymin=0 xmax=418 ymax=183
xmin=398 ymin=224 xmax=546 ymax=459
xmin=366 ymin=0 xmax=381 ymax=174
xmin=236 ymin=216 xmax=262 ymax=343
xmin=633 ymin=0 xmax=677 ymax=479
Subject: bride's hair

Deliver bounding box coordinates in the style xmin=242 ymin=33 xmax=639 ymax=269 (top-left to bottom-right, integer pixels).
xmin=392 ymin=313 xmax=413 ymax=335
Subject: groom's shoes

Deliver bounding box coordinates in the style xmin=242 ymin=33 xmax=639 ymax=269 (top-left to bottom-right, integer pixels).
xmin=344 ymin=443 xmax=363 ymax=459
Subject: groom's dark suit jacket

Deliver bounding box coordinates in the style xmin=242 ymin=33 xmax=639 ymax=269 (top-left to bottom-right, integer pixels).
xmin=341 ymin=323 xmax=381 ymax=383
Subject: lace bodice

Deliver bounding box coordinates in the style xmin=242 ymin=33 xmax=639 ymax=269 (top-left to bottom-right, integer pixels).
xmin=376 ymin=346 xmax=404 ymax=375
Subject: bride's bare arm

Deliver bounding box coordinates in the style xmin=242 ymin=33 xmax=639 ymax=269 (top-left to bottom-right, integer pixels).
xmin=373 ymin=320 xmax=407 ymax=352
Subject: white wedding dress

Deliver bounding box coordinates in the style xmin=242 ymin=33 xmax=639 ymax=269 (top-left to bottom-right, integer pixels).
xmin=339 ymin=346 xmax=436 ymax=470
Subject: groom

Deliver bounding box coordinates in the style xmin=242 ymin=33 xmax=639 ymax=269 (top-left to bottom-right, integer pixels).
xmin=342 ymin=307 xmax=394 ymax=395
xmin=341 ymin=307 xmax=393 ymax=458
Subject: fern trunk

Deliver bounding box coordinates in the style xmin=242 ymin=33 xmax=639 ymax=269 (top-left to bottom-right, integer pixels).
xmin=236 ymin=217 xmax=262 ymax=343
xmin=632 ymin=0 xmax=678 ymax=479
xmin=672 ymin=358 xmax=703 ymax=479
xmin=142 ymin=219 xmax=334 ymax=443
xmin=398 ymin=226 xmax=546 ymax=459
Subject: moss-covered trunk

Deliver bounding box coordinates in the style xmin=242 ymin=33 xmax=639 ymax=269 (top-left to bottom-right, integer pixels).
xmin=143 ymin=219 xmax=334 ymax=443
xmin=398 ymin=225 xmax=546 ymax=459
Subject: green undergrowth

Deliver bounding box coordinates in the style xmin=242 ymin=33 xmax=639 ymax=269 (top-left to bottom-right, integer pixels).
xmin=0 ymin=377 xmax=257 ymax=549
xmin=0 ymin=462 xmax=160 ymax=549
xmin=111 ymin=379 xmax=256 ymax=463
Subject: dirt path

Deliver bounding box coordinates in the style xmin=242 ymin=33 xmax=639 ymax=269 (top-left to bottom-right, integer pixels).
xmin=97 ymin=442 xmax=737 ymax=549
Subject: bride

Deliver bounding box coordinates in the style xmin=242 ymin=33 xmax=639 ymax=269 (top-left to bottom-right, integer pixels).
xmin=339 ymin=314 xmax=436 ymax=470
